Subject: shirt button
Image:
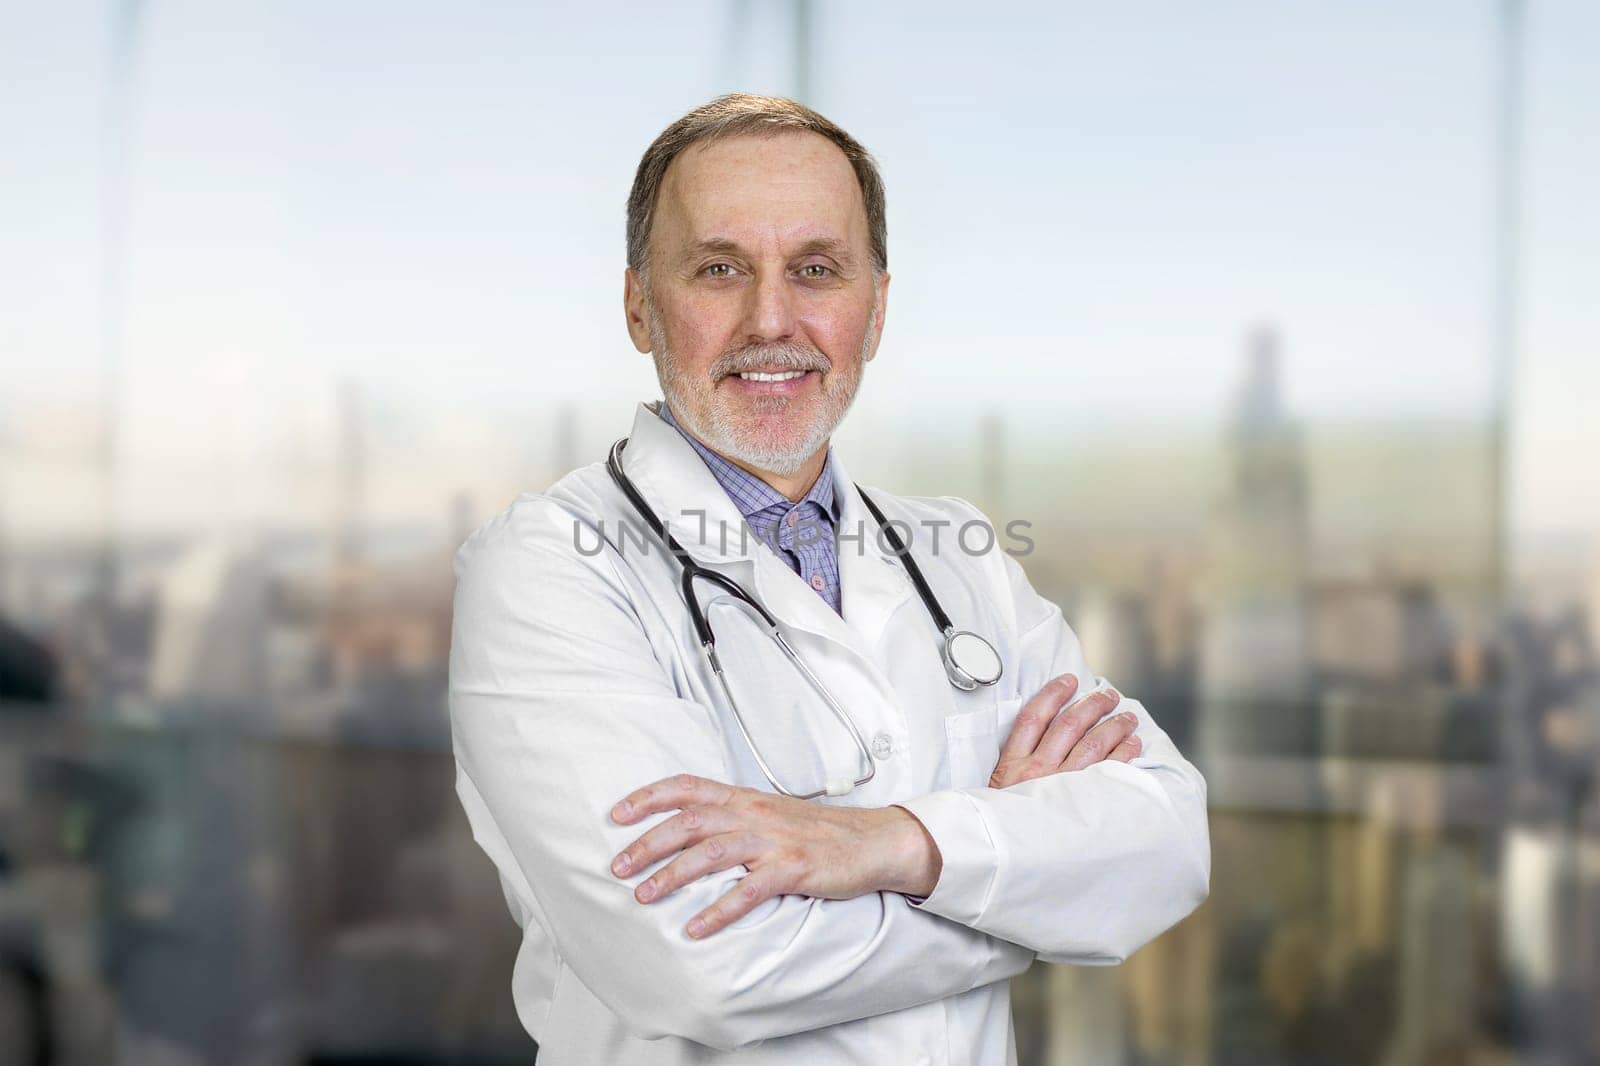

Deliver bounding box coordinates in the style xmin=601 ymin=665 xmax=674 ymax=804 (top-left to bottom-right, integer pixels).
xmin=786 ymin=511 xmax=798 ymax=527
xmin=810 ymin=573 xmax=826 ymax=591
xmin=871 ymin=732 xmax=894 ymax=760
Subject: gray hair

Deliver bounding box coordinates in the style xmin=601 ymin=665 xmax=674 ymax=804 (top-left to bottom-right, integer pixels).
xmin=626 ymin=92 xmax=888 ymax=281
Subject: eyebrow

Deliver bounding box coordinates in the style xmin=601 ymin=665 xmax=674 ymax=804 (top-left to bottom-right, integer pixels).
xmin=681 ymin=236 xmax=859 ymax=267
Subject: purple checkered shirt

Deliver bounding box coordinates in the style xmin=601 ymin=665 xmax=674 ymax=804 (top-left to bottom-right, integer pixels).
xmin=658 ymin=402 xmax=843 ymax=615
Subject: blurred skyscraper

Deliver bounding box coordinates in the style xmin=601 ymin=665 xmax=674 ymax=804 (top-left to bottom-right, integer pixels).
xmin=1199 ymin=326 xmax=1313 ymax=763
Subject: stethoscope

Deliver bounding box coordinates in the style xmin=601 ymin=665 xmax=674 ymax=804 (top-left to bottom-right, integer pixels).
xmin=606 ymin=436 xmax=1003 ymax=799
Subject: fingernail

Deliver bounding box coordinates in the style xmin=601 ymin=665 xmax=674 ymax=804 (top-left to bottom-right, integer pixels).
xmin=1121 ymin=711 xmax=1137 ymax=724
xmin=613 ymin=800 xmax=632 ymax=819
xmin=687 ymin=917 xmax=706 ymax=937
xmin=637 ymin=880 xmax=657 ymax=902
xmin=612 ymin=853 xmax=631 ymax=875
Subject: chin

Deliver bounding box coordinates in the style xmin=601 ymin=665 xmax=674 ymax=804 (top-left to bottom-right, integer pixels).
xmin=739 ymin=416 xmax=823 ymax=453
xmin=713 ymin=411 xmax=829 ymax=473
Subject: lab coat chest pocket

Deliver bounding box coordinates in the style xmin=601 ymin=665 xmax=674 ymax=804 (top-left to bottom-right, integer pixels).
xmin=944 ymin=695 xmax=1024 ymax=789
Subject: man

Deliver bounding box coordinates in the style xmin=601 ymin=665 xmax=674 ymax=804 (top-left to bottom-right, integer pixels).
xmin=449 ymin=93 xmax=1210 ymax=1065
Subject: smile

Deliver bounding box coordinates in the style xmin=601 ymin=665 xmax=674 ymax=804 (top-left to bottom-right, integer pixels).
xmin=736 ymin=370 xmax=809 ymax=382
xmin=721 ymin=367 xmax=820 ymax=396
xmin=726 ymin=368 xmax=825 ymax=396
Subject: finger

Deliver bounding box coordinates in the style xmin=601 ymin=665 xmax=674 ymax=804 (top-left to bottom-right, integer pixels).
xmin=612 ymin=773 xmax=737 ymax=825
xmin=1062 ymin=708 xmax=1139 ymax=772
xmin=1107 ymin=733 xmax=1143 ymax=763
xmin=1033 ymin=686 xmax=1121 ymax=767
xmin=611 ymin=805 xmax=735 ymax=878
xmin=686 ymin=867 xmax=785 ymax=939
xmin=634 ymin=831 xmax=762 ymax=903
xmin=995 ymin=673 xmax=1079 ymax=764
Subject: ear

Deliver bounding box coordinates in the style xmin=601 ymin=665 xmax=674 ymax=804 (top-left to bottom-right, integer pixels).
xmin=863 ymin=271 xmax=890 ymax=363
xmin=623 ymin=267 xmax=653 ymax=354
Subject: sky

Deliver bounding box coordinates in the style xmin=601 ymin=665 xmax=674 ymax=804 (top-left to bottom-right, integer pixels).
xmin=0 ymin=0 xmax=1594 ymax=544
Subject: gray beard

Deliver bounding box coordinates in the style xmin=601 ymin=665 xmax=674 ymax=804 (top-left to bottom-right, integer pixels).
xmin=646 ymin=297 xmax=875 ymax=477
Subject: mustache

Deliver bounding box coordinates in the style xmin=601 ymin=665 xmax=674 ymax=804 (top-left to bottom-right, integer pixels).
xmin=711 ymin=343 xmax=831 ymax=379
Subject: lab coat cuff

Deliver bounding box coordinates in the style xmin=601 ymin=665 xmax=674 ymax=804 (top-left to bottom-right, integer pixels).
xmin=892 ymin=789 xmax=999 ymax=927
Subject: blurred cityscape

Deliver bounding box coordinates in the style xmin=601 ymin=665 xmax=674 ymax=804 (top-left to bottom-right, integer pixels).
xmin=3 ymin=327 xmax=1599 ymax=1064
xmin=7 ymin=1 xmax=1599 ymax=1063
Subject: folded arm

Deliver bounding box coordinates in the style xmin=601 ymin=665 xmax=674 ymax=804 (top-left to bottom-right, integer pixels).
xmin=894 ymin=532 xmax=1212 ymax=966
xmin=448 ymin=501 xmax=1035 ymax=1052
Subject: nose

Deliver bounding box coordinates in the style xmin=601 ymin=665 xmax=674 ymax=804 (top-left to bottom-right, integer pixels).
xmin=743 ymin=268 xmax=798 ymax=344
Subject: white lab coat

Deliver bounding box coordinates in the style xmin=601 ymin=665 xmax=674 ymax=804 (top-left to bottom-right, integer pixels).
xmin=448 ymin=399 xmax=1210 ymax=1065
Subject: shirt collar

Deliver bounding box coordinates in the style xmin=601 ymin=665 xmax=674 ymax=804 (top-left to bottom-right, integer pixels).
xmin=658 ymin=401 xmax=840 ymax=521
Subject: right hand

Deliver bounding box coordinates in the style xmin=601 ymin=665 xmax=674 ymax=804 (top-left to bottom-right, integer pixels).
xmin=988 ymin=674 xmax=1142 ymax=788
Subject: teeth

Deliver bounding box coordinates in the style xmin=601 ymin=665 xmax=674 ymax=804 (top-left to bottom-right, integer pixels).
xmin=738 ymin=370 xmax=808 ymax=382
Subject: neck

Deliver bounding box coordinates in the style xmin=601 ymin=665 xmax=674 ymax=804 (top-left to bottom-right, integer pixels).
xmin=722 ymin=447 xmax=828 ymax=504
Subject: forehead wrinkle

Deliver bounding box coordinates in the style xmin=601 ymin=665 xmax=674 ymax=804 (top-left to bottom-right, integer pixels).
xmin=656 ymin=133 xmax=869 ymax=268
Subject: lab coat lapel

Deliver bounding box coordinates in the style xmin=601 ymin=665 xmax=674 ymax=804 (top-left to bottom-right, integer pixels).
xmin=619 ymin=401 xmax=759 ymax=569
xmin=828 ymin=450 xmax=919 ymax=653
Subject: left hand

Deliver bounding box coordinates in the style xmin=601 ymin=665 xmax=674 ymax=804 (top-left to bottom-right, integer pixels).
xmin=989 ymin=674 xmax=1141 ymax=788
xmin=608 ymin=774 xmax=939 ymax=939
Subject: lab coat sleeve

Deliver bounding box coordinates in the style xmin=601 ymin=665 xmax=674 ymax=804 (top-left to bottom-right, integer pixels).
xmin=892 ymin=540 xmax=1211 ymax=966
xmin=448 ymin=498 xmax=1036 ymax=1053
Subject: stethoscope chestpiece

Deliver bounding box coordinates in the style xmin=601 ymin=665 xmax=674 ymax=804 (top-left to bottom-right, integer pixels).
xmin=942 ymin=627 xmax=1003 ymax=691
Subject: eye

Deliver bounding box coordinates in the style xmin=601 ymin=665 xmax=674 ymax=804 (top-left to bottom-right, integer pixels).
xmin=798 ymin=263 xmax=835 ymax=280
xmin=702 ymin=263 xmax=737 ymax=279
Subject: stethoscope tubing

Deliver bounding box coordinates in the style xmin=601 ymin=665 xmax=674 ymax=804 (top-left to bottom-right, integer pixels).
xmin=606 ymin=435 xmax=965 ymax=650
xmin=603 ymin=433 xmax=1001 ymax=797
